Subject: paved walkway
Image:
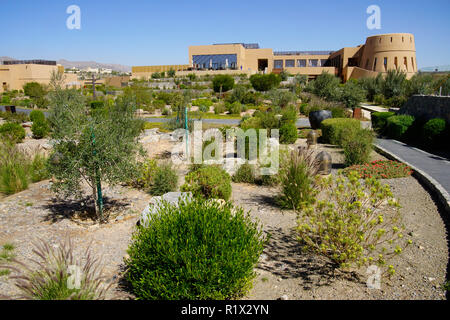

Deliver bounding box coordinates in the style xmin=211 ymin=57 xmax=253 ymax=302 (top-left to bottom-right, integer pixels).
xmin=375 ymin=138 xmax=450 ymax=197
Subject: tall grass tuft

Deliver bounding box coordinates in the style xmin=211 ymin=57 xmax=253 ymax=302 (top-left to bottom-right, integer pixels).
xmin=0 ymin=142 xmax=50 ymax=195
xmin=2 ymin=238 xmax=113 ymax=300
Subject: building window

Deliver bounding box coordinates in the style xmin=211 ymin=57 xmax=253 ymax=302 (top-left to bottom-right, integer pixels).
xmin=320 ymin=59 xmax=328 ymax=67
xmin=411 ymin=57 xmax=414 ymax=71
xmin=285 ymin=59 xmax=295 ymax=68
xmin=274 ymin=60 xmax=283 ymax=69
xmin=394 ymin=57 xmax=398 ymax=69
xmin=297 ymin=59 xmax=306 ymax=67
xmin=192 ymin=54 xmax=237 ymax=70
xmin=404 ymin=57 xmax=408 ymax=71
xmin=308 ymin=59 xmax=318 ymax=67
xmin=373 ymin=58 xmax=377 ymax=71
xmin=384 ymin=57 xmax=388 ymax=71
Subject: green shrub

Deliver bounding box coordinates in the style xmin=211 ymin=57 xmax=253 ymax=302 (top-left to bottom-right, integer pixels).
xmin=232 ymin=163 xmax=256 ymax=184
xmin=212 ymin=75 xmax=235 ymax=93
xmin=384 ymin=96 xmax=408 ymax=109
xmin=0 ymin=122 xmax=26 ymax=144
xmin=31 ymin=119 xmax=50 ymax=139
xmin=385 ymin=115 xmax=415 ymax=140
xmin=152 ymin=99 xmax=165 ymax=110
xmin=90 ymin=101 xmax=104 ymax=109
xmin=249 ymin=74 xmax=281 ymax=92
xmin=181 ymin=166 xmax=232 ymax=200
xmin=227 ymin=101 xmax=242 ymax=115
xmin=423 ymin=118 xmax=446 ymax=144
xmin=30 ymin=153 xmax=50 ymax=183
xmin=371 ymin=112 xmax=395 ymax=133
xmin=320 ymin=118 xmax=360 ymax=146
xmin=192 ymin=98 xmax=213 ymax=108
xmin=281 ymin=105 xmax=298 ymax=124
xmin=125 ymin=198 xmax=265 ymax=300
xmin=29 ymin=110 xmax=45 ymax=123
xmin=150 ymin=162 xmax=178 ymax=196
xmin=279 ymin=122 xmax=298 ymax=144
xmin=213 ymin=102 xmax=226 ymax=114
xmin=373 ymin=94 xmax=385 ymax=105
xmin=277 ymin=148 xmax=319 ymax=210
xmin=134 ymin=159 xmax=177 ymax=196
xmin=341 ymin=128 xmax=374 ymax=166
xmin=297 ymin=171 xmax=412 ymax=276
xmin=239 ymin=116 xmax=262 ymax=130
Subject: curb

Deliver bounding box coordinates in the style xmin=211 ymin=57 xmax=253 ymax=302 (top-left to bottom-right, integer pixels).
xmin=373 ymin=142 xmax=450 ymax=216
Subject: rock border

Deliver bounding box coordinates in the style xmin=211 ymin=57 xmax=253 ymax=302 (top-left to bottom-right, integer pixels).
xmin=373 ymin=142 xmax=450 ymax=216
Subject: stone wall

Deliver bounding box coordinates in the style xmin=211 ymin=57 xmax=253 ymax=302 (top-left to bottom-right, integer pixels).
xmin=398 ymin=95 xmax=450 ymax=123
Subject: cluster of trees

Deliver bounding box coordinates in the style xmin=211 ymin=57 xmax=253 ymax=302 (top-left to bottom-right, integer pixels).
xmin=305 ymin=70 xmax=450 ymax=110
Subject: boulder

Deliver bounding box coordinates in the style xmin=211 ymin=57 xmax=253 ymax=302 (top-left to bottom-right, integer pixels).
xmin=140 ymin=192 xmax=192 ymax=227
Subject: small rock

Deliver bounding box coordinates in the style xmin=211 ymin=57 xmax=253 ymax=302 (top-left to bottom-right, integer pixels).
xmin=280 ymin=295 xmax=289 ymax=300
xmin=428 ymin=277 xmax=435 ymax=282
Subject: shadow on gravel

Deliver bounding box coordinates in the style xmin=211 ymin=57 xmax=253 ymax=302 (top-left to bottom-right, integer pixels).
xmin=41 ymin=196 xmax=130 ymax=223
xmin=258 ymin=226 xmax=363 ymax=289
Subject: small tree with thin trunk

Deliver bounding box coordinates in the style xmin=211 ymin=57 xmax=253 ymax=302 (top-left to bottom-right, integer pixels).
xmin=47 ymin=88 xmax=144 ymax=223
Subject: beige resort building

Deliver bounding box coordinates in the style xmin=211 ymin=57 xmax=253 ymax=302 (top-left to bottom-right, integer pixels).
xmin=0 ymin=59 xmax=80 ymax=93
xmin=132 ymin=33 xmax=418 ymax=82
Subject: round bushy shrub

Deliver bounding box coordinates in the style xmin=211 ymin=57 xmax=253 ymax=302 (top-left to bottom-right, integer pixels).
xmin=29 ymin=110 xmax=45 ymax=123
xmin=232 ymin=163 xmax=256 ymax=184
xmin=279 ymin=122 xmax=298 ymax=144
xmin=0 ymin=122 xmax=26 ymax=144
xmin=31 ymin=119 xmax=50 ymax=139
xmin=320 ymin=118 xmax=361 ymax=146
xmin=227 ymin=101 xmax=242 ymax=115
xmin=212 ymin=75 xmax=235 ymax=93
xmin=371 ymin=112 xmax=395 ymax=133
xmin=385 ymin=115 xmax=415 ymax=140
xmin=150 ymin=162 xmax=178 ymax=196
xmin=125 ymin=198 xmax=265 ymax=300
xmin=423 ymin=118 xmax=446 ymax=143
xmin=152 ymin=99 xmax=165 ymax=110
xmin=181 ymin=165 xmax=232 ymax=200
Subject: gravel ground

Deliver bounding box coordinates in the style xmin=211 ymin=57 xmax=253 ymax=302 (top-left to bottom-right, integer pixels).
xmin=237 ymin=140 xmax=448 ymax=300
xmin=0 ymin=137 xmax=448 ymax=300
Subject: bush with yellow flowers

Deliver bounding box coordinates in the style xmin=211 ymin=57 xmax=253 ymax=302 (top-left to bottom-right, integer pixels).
xmin=296 ymin=170 xmax=412 ymax=278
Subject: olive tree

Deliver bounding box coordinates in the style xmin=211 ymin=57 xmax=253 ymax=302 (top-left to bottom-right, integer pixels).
xmin=47 ymin=88 xmax=144 ymax=222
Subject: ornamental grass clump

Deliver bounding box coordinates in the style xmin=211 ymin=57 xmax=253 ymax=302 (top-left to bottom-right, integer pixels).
xmin=125 ymin=198 xmax=265 ymax=300
xmin=297 ymin=171 xmax=412 ymax=277
xmin=1 ymin=238 xmax=112 ymax=300
xmin=343 ymin=160 xmax=413 ymax=179
xmin=277 ymin=147 xmax=320 ymax=210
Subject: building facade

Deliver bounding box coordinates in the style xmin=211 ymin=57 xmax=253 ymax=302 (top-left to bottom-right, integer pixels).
xmin=132 ymin=33 xmax=417 ymax=81
xmin=0 ymin=60 xmax=79 ymax=93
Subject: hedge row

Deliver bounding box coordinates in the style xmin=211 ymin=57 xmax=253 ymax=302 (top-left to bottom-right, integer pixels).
xmin=320 ymin=118 xmax=361 ymax=146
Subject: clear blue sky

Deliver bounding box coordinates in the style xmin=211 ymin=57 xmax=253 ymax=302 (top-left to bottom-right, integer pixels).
xmin=1 ymin=0 xmax=449 ymax=69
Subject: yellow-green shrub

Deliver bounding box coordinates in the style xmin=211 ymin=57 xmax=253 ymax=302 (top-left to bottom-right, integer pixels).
xmin=297 ymin=171 xmax=412 ymax=277
xmin=320 ymin=118 xmax=361 ymax=146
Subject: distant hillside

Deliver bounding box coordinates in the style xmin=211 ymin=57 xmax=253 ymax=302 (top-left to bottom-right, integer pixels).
xmin=57 ymin=59 xmax=131 ymax=73
xmin=0 ymin=56 xmax=131 ymax=72
xmin=420 ymin=65 xmax=450 ymax=72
